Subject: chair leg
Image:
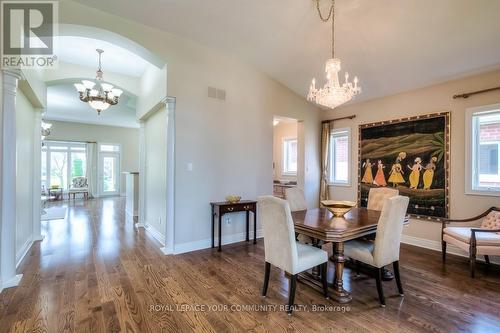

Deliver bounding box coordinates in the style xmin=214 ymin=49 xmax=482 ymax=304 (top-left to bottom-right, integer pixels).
xmin=375 ymin=268 xmax=385 ymax=307
xmin=442 ymin=241 xmax=446 ymax=262
xmin=287 ymin=274 xmax=297 ymax=315
xmin=470 ymin=246 xmax=476 ymax=278
xmin=485 ymin=255 xmax=491 ymax=266
xmin=262 ymin=262 xmax=271 ymax=297
xmin=321 ymin=263 xmax=329 ymax=299
xmin=393 ymin=261 xmax=404 ymax=296
xmin=355 ymin=260 xmax=361 ymax=276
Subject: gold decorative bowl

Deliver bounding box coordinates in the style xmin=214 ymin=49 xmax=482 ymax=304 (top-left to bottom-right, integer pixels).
xmin=225 ymin=195 xmax=241 ymax=204
xmin=321 ymin=200 xmax=357 ymax=217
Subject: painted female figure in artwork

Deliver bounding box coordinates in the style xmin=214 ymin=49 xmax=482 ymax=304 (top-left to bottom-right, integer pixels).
xmin=361 ymin=159 xmax=374 ymax=184
xmin=423 ymin=156 xmax=437 ymax=190
xmin=408 ymin=157 xmax=423 ymax=189
xmin=388 ymin=152 xmax=406 ymax=187
xmin=373 ymin=160 xmax=387 ymax=186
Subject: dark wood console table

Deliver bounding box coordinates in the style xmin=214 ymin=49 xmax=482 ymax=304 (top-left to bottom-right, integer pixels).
xmin=210 ymin=200 xmax=257 ymax=252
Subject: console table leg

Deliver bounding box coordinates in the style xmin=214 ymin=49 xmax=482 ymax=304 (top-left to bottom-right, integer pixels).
xmin=253 ymin=209 xmax=257 ymax=244
xmin=211 ymin=206 xmax=215 ymax=248
xmin=246 ymin=211 xmax=249 ymax=242
xmin=218 ymin=214 xmax=222 ymax=252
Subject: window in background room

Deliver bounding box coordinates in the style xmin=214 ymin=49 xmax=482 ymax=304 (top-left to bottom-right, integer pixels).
xmin=282 ymin=138 xmax=298 ymax=175
xmin=41 ymin=141 xmax=87 ymax=191
xmin=467 ymin=105 xmax=500 ymax=194
xmin=329 ymin=128 xmax=350 ymax=185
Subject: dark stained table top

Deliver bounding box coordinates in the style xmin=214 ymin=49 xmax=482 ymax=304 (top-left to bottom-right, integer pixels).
xmin=292 ymin=207 xmax=408 ymax=242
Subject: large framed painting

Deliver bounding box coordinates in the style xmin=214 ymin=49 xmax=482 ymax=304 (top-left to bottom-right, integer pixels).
xmin=358 ymin=112 xmax=450 ymax=220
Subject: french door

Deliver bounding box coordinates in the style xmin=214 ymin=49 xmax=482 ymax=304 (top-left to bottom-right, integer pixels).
xmin=99 ymin=152 xmax=120 ymax=196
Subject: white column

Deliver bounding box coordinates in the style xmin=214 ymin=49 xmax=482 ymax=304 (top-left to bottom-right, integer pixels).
xmin=32 ymin=109 xmax=43 ymax=242
xmin=162 ymin=98 xmax=176 ymax=255
xmin=1 ymin=69 xmax=23 ymax=291
xmin=137 ymin=121 xmax=146 ymax=228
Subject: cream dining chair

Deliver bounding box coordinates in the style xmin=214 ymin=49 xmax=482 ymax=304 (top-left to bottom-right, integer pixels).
xmin=284 ymin=187 xmax=312 ymax=244
xmin=258 ymin=196 xmax=329 ymax=314
xmin=367 ymin=187 xmax=399 ymax=211
xmin=344 ymin=195 xmax=409 ymax=307
xmin=284 ymin=187 xmax=307 ymax=211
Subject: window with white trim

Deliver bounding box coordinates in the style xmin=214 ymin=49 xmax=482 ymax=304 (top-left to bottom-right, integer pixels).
xmin=282 ymin=138 xmax=298 ymax=175
xmin=329 ymin=128 xmax=350 ymax=185
xmin=41 ymin=141 xmax=87 ymax=191
xmin=466 ymin=105 xmax=500 ymax=195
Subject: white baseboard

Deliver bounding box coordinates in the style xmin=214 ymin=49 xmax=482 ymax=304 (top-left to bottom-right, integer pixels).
xmin=16 ymin=238 xmax=33 ymax=268
xmin=401 ymin=234 xmax=500 ymax=264
xmin=1 ymin=274 xmax=23 ymax=291
xmin=174 ymin=229 xmax=263 ymax=255
xmin=144 ymin=223 xmax=165 ymax=245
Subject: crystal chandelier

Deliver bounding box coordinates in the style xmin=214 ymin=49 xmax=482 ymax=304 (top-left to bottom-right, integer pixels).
xmin=74 ymin=49 xmax=123 ymax=115
xmin=307 ymin=0 xmax=361 ymax=109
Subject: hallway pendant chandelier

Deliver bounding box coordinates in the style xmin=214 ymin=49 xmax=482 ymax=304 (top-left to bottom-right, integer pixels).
xmin=307 ymin=0 xmax=361 ymax=109
xmin=74 ymin=49 xmax=123 ymax=115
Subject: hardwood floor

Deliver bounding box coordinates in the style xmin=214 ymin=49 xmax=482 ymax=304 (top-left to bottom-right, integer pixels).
xmin=1 ymin=197 xmax=500 ymax=332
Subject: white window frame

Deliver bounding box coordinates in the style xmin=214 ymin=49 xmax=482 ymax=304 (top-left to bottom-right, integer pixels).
xmin=465 ymin=103 xmax=500 ymax=196
xmin=328 ymin=127 xmax=351 ymax=186
xmin=42 ymin=141 xmax=87 ymax=191
xmin=282 ymin=137 xmax=298 ymax=176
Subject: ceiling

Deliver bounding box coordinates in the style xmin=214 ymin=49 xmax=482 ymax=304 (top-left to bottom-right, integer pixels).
xmin=46 ymin=83 xmax=139 ymax=128
xmin=56 ymin=36 xmax=150 ymax=78
xmin=74 ymin=0 xmax=500 ymax=104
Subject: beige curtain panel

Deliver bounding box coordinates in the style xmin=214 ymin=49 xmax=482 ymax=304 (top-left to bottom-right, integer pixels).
xmin=319 ymin=121 xmax=331 ymax=205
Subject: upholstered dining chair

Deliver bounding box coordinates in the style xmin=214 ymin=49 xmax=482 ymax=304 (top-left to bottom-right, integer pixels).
xmin=284 ymin=187 xmax=307 ymax=211
xmin=367 ymin=187 xmax=399 ymax=211
xmin=258 ymin=196 xmax=329 ymax=314
xmin=344 ymin=195 xmax=409 ymax=307
xmin=442 ymin=207 xmax=500 ymax=278
xmin=284 ymin=187 xmax=312 ymax=244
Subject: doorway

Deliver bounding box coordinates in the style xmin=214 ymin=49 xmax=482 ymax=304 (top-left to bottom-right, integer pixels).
xmin=99 ymin=148 xmax=120 ymax=196
xmin=272 ymin=116 xmax=300 ymax=198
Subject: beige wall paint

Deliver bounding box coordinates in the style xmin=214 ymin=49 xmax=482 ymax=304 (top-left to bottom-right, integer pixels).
xmin=58 ymin=1 xmax=322 ymax=248
xmin=15 ymin=90 xmax=35 ymax=261
xmin=324 ymin=69 xmax=500 ymax=244
xmin=273 ymin=122 xmax=298 ymax=182
xmin=48 ymin=120 xmax=140 ymax=194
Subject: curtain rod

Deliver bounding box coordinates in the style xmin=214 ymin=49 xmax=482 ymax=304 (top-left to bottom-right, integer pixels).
xmin=322 ymin=115 xmax=356 ymax=124
xmin=453 ymin=86 xmax=500 ymax=99
xmin=45 ymin=139 xmax=97 ymax=144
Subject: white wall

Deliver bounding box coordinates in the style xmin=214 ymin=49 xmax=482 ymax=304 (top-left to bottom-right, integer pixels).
xmin=324 ymin=69 xmax=500 ymax=248
xmin=143 ymin=108 xmax=167 ymax=238
xmin=48 ymin=120 xmax=140 ymax=195
xmin=273 ymin=121 xmax=298 ymax=182
xmin=15 ymin=90 xmax=35 ymax=263
xmin=137 ymin=64 xmax=167 ymax=118
xmin=58 ymin=1 xmax=322 ymax=252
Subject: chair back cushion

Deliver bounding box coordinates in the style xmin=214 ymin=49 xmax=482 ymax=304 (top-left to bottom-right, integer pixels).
xmin=258 ymin=196 xmax=298 ymax=273
xmin=481 ymin=210 xmax=500 ymax=234
xmin=285 ymin=187 xmax=307 ymax=212
xmin=367 ymin=188 xmax=399 ymax=211
xmin=72 ymin=177 xmax=88 ymax=189
xmin=373 ymin=195 xmax=409 ymax=267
